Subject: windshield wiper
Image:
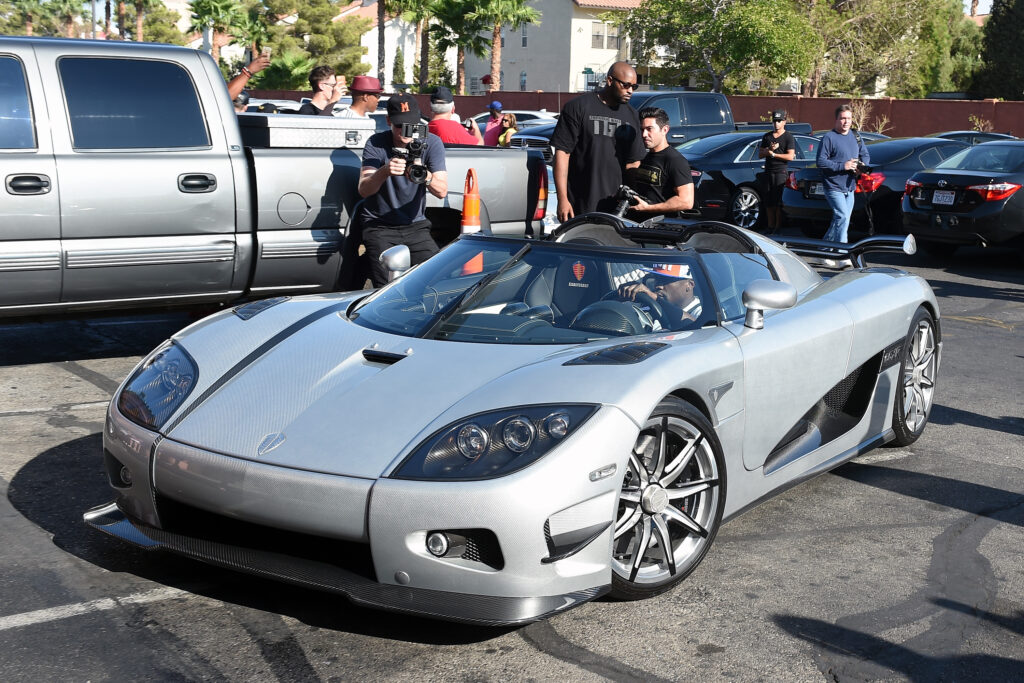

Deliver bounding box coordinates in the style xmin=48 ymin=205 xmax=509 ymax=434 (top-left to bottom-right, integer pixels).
xmin=417 ymin=243 xmax=533 ymax=339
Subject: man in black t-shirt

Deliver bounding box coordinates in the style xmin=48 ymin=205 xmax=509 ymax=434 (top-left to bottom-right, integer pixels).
xmin=758 ymin=109 xmax=796 ymax=233
xmin=297 ymin=65 xmax=343 ymax=116
xmin=551 ymin=61 xmax=646 ymax=221
xmin=625 ymin=107 xmax=694 ymax=220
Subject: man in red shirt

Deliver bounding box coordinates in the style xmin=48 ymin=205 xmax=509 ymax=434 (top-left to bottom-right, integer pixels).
xmin=427 ymin=86 xmax=483 ymax=145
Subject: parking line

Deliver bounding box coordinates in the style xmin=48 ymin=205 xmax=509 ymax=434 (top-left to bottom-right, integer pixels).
xmin=0 ymin=586 xmax=189 ymax=631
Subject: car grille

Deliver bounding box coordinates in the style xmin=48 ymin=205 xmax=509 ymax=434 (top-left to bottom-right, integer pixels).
xmin=154 ymin=494 xmax=377 ymax=581
xmin=510 ymin=137 xmax=552 ymax=162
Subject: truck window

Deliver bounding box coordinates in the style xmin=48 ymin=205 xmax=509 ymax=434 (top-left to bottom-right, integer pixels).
xmin=644 ymin=97 xmax=681 ymax=126
xmin=685 ymin=95 xmax=727 ymax=126
xmin=58 ymin=57 xmax=210 ymax=149
xmin=0 ymin=56 xmax=35 ymax=149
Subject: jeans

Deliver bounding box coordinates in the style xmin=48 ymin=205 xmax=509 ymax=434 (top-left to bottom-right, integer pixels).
xmin=823 ymin=189 xmax=854 ymax=243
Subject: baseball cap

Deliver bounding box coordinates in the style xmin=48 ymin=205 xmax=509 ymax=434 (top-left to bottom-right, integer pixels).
xmin=431 ymin=86 xmax=454 ymax=103
xmin=386 ymin=93 xmax=421 ymax=125
xmin=350 ymin=75 xmax=383 ymax=94
xmin=772 ymin=109 xmax=787 ymax=121
xmin=643 ymin=263 xmax=693 ymax=280
xmin=489 ymin=100 xmax=503 ymax=111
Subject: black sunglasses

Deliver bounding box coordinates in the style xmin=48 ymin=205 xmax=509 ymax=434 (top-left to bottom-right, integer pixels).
xmin=610 ymin=75 xmax=638 ymax=90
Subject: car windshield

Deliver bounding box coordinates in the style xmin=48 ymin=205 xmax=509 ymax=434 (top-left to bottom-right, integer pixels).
xmin=349 ymin=237 xmax=714 ymax=344
xmin=936 ymin=144 xmax=1024 ymax=172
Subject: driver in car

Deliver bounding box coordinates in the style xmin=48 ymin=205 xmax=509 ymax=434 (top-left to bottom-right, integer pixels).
xmin=618 ymin=264 xmax=702 ymax=327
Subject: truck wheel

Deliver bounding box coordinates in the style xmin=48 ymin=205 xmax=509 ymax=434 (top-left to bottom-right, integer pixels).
xmin=728 ymin=187 xmax=761 ymax=229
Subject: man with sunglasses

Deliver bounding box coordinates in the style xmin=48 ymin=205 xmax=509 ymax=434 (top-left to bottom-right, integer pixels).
xmin=551 ymin=61 xmax=646 ymax=222
xmin=338 ymin=75 xmax=383 ymax=119
xmin=297 ymin=65 xmax=344 ymax=116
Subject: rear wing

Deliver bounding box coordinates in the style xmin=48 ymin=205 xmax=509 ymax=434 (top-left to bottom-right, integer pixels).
xmin=775 ymin=234 xmax=917 ymax=269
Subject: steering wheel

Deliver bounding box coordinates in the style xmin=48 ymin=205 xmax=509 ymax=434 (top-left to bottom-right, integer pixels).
xmin=601 ymin=288 xmax=668 ymax=327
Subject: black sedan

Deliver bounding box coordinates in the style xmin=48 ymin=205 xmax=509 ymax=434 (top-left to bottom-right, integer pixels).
xmin=902 ymin=140 xmax=1024 ymax=256
xmin=782 ymin=137 xmax=968 ymax=237
xmin=677 ymin=132 xmax=821 ymax=229
xmin=926 ymin=131 xmax=1017 ymax=146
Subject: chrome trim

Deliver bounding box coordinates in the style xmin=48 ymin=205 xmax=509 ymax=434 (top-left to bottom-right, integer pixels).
xmin=0 ymin=252 xmax=61 ymax=271
xmin=66 ymin=244 xmax=235 ymax=268
xmin=260 ymin=240 xmax=343 ymax=259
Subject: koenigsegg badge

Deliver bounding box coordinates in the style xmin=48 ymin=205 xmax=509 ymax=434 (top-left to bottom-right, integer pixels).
xmin=569 ymin=261 xmax=589 ymax=288
xmin=257 ymin=433 xmax=287 ymax=456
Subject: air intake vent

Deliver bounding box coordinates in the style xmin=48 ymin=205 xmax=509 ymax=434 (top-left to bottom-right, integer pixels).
xmin=233 ymin=296 xmax=290 ymax=320
xmin=564 ymin=342 xmax=668 ymax=366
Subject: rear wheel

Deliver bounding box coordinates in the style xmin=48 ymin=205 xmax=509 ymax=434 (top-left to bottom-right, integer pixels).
xmin=891 ymin=307 xmax=938 ymax=446
xmin=729 ymin=187 xmax=761 ymax=229
xmin=610 ymin=397 xmax=726 ymax=600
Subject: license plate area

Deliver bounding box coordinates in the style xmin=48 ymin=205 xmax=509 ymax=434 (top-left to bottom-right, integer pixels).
xmin=932 ymin=189 xmax=955 ymax=206
xmin=809 ymin=182 xmax=823 ymax=197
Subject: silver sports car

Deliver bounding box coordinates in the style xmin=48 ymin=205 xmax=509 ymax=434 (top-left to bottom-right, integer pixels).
xmin=85 ymin=218 xmax=939 ymax=625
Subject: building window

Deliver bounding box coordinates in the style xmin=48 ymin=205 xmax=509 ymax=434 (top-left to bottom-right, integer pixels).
xmin=591 ymin=22 xmax=605 ymax=49
xmin=607 ymin=25 xmax=620 ymax=51
xmin=520 ymin=71 xmax=527 ymax=91
xmin=522 ymin=25 xmax=528 ymax=48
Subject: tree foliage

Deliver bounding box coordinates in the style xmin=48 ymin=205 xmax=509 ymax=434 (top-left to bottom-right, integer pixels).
xmin=620 ymin=0 xmax=819 ymax=93
xmin=466 ymin=0 xmax=541 ymax=92
xmin=976 ymin=0 xmax=1024 ymax=99
xmin=430 ymin=0 xmax=490 ymax=94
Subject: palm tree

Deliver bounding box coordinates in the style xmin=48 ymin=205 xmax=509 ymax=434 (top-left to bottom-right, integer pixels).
xmin=12 ymin=0 xmax=52 ymax=36
xmin=430 ymin=0 xmax=490 ymax=94
xmin=188 ymin=0 xmax=242 ymax=62
xmin=257 ymin=49 xmax=316 ymax=90
xmin=467 ymin=0 xmax=540 ymax=92
xmin=232 ymin=7 xmax=269 ymax=56
xmin=51 ymin=0 xmax=80 ymax=36
xmin=391 ymin=0 xmax=434 ymax=90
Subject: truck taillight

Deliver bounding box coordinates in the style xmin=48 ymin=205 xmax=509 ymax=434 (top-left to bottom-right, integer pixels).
xmin=967 ymin=182 xmax=1022 ymax=202
xmin=855 ymin=172 xmax=885 ymax=193
xmin=785 ymin=171 xmax=799 ymax=191
xmin=533 ymin=172 xmax=548 ymax=220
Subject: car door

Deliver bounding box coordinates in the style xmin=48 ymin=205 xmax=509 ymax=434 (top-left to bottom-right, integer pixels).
xmin=34 ymin=43 xmax=238 ymax=305
xmin=0 ymin=45 xmax=61 ymax=308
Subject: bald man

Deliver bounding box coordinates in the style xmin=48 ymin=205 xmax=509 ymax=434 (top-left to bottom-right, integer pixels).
xmin=551 ymin=61 xmax=646 ymax=221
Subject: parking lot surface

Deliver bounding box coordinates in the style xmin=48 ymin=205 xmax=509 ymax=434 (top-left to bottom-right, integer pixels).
xmin=1 ymin=244 xmax=1022 ymax=681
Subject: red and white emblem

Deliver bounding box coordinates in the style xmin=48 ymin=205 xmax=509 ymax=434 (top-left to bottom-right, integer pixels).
xmin=572 ymin=261 xmax=586 ymax=281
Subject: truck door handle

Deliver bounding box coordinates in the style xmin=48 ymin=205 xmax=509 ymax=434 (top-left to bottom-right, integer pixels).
xmin=178 ymin=173 xmax=217 ymax=193
xmin=670 ymin=134 xmax=686 ymax=139
xmin=6 ymin=174 xmax=51 ymax=195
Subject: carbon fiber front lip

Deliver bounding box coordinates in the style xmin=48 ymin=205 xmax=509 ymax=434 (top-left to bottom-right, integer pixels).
xmin=84 ymin=502 xmax=608 ymax=626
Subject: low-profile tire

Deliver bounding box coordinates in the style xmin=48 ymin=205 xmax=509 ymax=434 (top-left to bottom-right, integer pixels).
xmin=728 ymin=187 xmax=761 ymax=230
xmin=610 ymin=397 xmax=726 ymax=601
xmin=891 ymin=306 xmax=938 ymax=446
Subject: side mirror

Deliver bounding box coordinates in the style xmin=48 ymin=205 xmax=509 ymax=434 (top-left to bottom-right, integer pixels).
xmin=379 ymin=244 xmax=411 ymax=282
xmin=742 ymin=279 xmax=797 ymax=330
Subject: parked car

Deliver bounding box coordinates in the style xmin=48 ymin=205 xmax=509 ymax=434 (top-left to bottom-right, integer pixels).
xmin=782 ymin=137 xmax=968 ymax=236
xmin=86 ymin=218 xmax=939 ymax=625
xmin=926 ymin=130 xmax=1017 ymax=146
xmin=813 ymin=129 xmax=889 ymax=142
xmin=472 ymin=109 xmax=558 ymax=130
xmin=677 ymin=131 xmax=821 ymax=229
xmin=902 ymin=140 xmax=1024 ymax=256
xmin=0 ymin=36 xmax=548 ymax=318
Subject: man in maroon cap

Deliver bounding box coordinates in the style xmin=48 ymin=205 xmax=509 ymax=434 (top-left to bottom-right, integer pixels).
xmin=339 ymin=75 xmax=383 ymax=119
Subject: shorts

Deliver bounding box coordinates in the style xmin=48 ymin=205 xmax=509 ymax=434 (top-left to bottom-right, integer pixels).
xmin=764 ymin=172 xmax=788 ymax=208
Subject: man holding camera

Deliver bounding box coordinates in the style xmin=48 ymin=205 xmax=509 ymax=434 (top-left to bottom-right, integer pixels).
xmin=817 ymin=104 xmax=869 ymax=243
xmin=427 ymin=86 xmax=484 ymax=145
xmin=357 ymin=94 xmax=448 ymax=287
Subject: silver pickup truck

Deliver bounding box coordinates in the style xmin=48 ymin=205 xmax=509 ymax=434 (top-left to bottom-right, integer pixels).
xmin=1 ymin=37 xmax=547 ymax=318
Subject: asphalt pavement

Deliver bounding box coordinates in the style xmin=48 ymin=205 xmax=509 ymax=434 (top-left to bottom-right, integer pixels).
xmin=1 ymin=242 xmax=1021 ymax=682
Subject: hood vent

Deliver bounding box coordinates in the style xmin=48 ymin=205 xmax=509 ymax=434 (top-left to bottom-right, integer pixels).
xmin=362 ymin=348 xmax=407 ymax=365
xmin=233 ymin=296 xmax=290 ymax=320
xmin=564 ymin=342 xmax=668 ymax=366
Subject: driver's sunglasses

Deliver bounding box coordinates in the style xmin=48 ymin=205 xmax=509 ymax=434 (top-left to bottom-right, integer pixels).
xmin=611 ymin=76 xmax=639 ymax=90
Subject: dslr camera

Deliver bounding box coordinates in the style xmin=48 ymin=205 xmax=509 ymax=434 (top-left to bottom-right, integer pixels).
xmin=393 ymin=122 xmax=430 ymax=184
xmin=854 ymin=159 xmax=870 ymax=176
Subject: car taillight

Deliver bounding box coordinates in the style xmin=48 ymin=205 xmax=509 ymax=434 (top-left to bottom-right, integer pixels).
xmin=785 ymin=171 xmax=799 ymax=190
xmin=905 ymin=178 xmax=922 ymax=194
xmin=533 ymin=171 xmax=548 ymax=220
xmin=967 ymin=182 xmax=1022 ymax=202
xmin=855 ymin=172 xmax=885 ymax=193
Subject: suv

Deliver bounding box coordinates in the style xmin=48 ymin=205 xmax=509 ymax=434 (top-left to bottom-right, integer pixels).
xmin=510 ymin=91 xmax=735 ymax=161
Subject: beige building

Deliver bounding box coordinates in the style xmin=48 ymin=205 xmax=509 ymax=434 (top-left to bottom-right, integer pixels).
xmin=462 ymin=0 xmax=639 ymax=94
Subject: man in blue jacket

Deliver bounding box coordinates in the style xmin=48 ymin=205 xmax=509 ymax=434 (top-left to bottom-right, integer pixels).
xmin=816 ymin=104 xmax=869 ymax=243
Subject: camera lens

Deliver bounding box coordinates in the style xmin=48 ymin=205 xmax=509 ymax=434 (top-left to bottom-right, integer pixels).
xmin=407 ymin=163 xmax=429 ymax=184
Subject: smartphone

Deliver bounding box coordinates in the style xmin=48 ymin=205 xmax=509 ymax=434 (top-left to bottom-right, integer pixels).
xmin=261 ymin=46 xmax=272 ymax=59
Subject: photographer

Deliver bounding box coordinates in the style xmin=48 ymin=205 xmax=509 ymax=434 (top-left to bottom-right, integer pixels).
xmin=816 ymin=104 xmax=870 ymax=243
xmin=357 ymin=94 xmax=448 ymax=287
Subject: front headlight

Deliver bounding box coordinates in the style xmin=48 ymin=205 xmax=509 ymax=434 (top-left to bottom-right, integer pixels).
xmin=117 ymin=341 xmax=198 ymax=431
xmin=393 ymin=404 xmax=597 ymax=481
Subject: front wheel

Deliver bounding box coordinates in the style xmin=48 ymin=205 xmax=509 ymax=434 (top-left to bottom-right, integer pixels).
xmin=610 ymin=397 xmax=726 ymax=600
xmin=729 ymin=187 xmax=761 ymax=229
xmin=891 ymin=307 xmax=938 ymax=446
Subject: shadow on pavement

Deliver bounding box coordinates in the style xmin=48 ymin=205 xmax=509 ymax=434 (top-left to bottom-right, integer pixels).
xmin=6 ymin=433 xmax=514 ymax=645
xmin=929 ymin=402 xmax=1024 ymax=438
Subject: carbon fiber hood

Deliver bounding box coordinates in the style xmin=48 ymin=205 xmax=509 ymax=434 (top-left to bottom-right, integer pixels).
xmin=164 ymin=311 xmax=570 ymax=479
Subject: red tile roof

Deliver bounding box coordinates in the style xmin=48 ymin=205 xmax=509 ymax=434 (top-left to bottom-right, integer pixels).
xmin=574 ymin=0 xmax=642 ymax=8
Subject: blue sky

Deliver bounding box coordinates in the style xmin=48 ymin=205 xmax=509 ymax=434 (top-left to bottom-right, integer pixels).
xmin=964 ymin=0 xmax=992 ymax=13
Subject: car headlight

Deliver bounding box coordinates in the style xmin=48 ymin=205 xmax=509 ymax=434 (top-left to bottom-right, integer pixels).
xmin=117 ymin=341 xmax=198 ymax=431
xmin=393 ymin=404 xmax=597 ymax=481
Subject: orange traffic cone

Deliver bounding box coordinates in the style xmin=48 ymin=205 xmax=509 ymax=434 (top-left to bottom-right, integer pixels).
xmin=460 ymin=168 xmax=484 ymax=275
